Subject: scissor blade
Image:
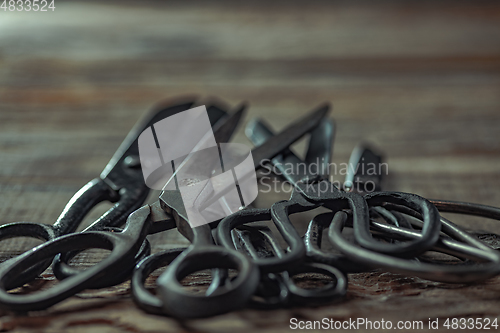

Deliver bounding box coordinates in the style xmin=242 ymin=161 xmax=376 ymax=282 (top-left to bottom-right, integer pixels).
xmin=213 ymin=103 xmax=247 ymax=143
xmin=164 ymin=103 xmax=247 ymax=188
xmin=247 ymin=117 xmax=332 ymax=185
xmin=305 ymin=118 xmax=335 ymax=177
xmin=344 ymin=144 xmax=384 ymax=192
xmin=250 ymin=103 xmax=330 ymax=169
xmin=101 ymin=98 xmax=197 ymax=190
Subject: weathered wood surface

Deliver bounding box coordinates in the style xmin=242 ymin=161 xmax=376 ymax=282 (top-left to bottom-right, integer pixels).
xmin=0 ymin=1 xmax=500 ymax=331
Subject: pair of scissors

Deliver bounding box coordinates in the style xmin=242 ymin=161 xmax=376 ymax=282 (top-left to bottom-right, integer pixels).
xmin=132 ymin=104 xmax=329 ymax=318
xmin=52 ymin=99 xmax=231 ymax=285
xmin=0 ymin=98 xmax=234 ymax=310
xmin=321 ymin=145 xmax=500 ymax=282
xmin=0 ymin=197 xmax=176 ymax=311
xmin=0 ymin=98 xmax=209 ymax=290
xmin=130 ymin=101 xmax=253 ymax=316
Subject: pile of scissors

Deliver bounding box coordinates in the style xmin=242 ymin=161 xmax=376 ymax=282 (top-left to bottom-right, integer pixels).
xmin=0 ymin=97 xmax=499 ymax=319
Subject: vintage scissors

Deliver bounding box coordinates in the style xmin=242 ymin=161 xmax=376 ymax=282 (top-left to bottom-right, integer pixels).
xmin=133 ymin=104 xmax=329 ymax=318
xmin=0 ymin=99 xmax=244 ymax=311
xmin=50 ymin=100 xmax=229 ymax=285
xmin=0 ymin=98 xmax=214 ymax=290
xmin=0 ymin=197 xmax=176 ymax=311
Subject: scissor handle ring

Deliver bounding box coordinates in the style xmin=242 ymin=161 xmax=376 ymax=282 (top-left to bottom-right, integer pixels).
xmin=0 ymin=232 xmax=125 ymax=311
xmin=263 ymin=198 xmax=320 ymax=272
xmin=131 ymin=248 xmax=185 ymax=315
xmin=51 ymin=181 xmax=149 ymax=280
xmin=0 ymin=222 xmax=56 ymax=242
xmin=0 ymin=222 xmax=57 ymax=290
xmin=0 ymin=206 xmax=151 ymax=311
xmin=358 ymin=191 xmax=441 ymax=258
xmin=156 ymin=247 xmax=259 ymax=318
xmin=284 ymin=262 xmax=347 ymax=304
xmin=51 ymin=226 xmax=152 ymax=289
xmin=328 ymin=211 xmax=500 ymax=283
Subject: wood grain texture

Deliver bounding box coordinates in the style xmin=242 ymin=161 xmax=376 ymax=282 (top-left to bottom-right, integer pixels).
xmin=0 ymin=0 xmax=499 ymax=331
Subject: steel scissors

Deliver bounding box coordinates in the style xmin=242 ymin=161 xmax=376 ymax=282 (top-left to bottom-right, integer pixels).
xmin=0 ymin=98 xmax=234 ymax=310
xmin=51 ymin=100 xmax=229 ymax=285
xmin=321 ymin=145 xmax=500 ymax=282
xmin=0 ymin=196 xmax=175 ymax=311
xmin=0 ymin=98 xmax=207 ymax=290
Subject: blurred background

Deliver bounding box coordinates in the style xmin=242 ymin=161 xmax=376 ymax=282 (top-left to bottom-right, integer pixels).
xmin=0 ymin=0 xmax=499 ymax=331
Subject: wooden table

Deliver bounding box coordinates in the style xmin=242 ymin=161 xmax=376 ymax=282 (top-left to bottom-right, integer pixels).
xmin=0 ymin=1 xmax=499 ymax=331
